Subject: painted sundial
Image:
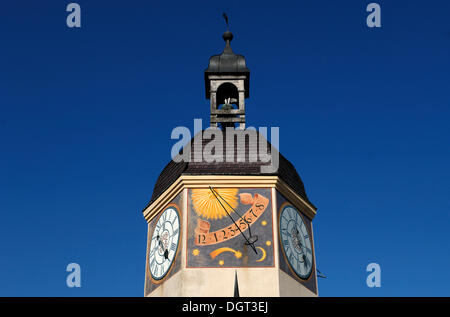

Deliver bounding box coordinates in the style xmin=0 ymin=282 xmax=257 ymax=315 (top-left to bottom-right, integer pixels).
xmin=187 ymin=188 xmax=274 ymax=268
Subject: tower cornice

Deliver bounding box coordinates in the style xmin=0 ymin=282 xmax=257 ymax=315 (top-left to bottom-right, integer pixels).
xmin=143 ymin=175 xmax=317 ymax=223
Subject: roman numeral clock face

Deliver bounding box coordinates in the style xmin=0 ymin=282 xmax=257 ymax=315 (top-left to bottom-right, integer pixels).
xmin=149 ymin=206 xmax=180 ymax=281
xmin=279 ymin=205 xmax=313 ymax=279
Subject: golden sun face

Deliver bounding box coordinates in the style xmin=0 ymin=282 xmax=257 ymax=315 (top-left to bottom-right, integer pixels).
xmin=191 ymin=188 xmax=238 ymax=220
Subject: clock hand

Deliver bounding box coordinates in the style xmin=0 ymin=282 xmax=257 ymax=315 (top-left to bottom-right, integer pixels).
xmin=157 ymin=240 xmax=164 ymax=252
xmin=291 ymin=228 xmax=303 ymax=251
xmin=214 ymin=188 xmax=256 ymax=241
xmin=209 ymin=187 xmax=258 ymax=255
xmin=210 ymin=187 xmax=259 ymax=254
xmin=157 ymin=235 xmax=167 ymax=254
xmin=297 ymin=231 xmax=303 ymax=250
xmin=159 ymin=230 xmax=171 ymax=260
xmin=157 ymin=238 xmax=170 ymax=260
xmin=302 ymin=254 xmax=311 ymax=269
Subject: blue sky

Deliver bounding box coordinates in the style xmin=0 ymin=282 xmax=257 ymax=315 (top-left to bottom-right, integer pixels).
xmin=0 ymin=0 xmax=449 ymax=296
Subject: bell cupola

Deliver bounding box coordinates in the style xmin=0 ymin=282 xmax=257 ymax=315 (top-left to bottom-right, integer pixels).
xmin=205 ymin=30 xmax=250 ymax=129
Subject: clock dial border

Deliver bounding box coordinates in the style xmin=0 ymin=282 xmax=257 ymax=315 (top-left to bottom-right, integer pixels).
xmin=147 ymin=203 xmax=181 ymax=285
xmin=278 ymin=202 xmax=315 ymax=281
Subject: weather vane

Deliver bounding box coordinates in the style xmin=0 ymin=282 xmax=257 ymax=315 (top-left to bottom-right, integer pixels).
xmin=223 ymin=12 xmax=229 ymax=30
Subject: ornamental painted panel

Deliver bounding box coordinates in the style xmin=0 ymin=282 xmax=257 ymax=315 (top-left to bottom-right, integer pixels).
xmin=187 ymin=188 xmax=274 ymax=268
xmin=145 ymin=192 xmax=183 ymax=295
xmin=276 ymin=191 xmax=317 ymax=295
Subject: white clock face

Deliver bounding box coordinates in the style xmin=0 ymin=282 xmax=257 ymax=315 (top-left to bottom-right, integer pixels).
xmin=149 ymin=206 xmax=180 ymax=281
xmin=280 ymin=205 xmax=313 ymax=279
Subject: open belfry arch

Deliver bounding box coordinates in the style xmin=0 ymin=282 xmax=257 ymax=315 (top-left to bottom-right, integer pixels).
xmin=142 ymin=24 xmax=318 ymax=297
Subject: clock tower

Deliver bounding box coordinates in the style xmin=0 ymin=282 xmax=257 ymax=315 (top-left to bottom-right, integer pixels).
xmin=142 ymin=28 xmax=318 ymax=297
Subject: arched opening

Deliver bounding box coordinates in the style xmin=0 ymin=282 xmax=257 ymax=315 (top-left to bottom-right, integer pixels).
xmin=216 ymin=83 xmax=239 ymax=110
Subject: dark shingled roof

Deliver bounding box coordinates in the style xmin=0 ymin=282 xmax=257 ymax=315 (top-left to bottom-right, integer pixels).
xmin=145 ymin=129 xmax=313 ymax=210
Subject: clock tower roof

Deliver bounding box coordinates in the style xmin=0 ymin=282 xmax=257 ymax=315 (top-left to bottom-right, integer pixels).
xmin=143 ymin=20 xmax=318 ymax=298
xmin=145 ymin=129 xmax=314 ymax=210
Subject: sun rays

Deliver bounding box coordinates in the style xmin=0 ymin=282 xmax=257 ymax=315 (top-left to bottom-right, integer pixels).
xmin=191 ymin=188 xmax=238 ymax=220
